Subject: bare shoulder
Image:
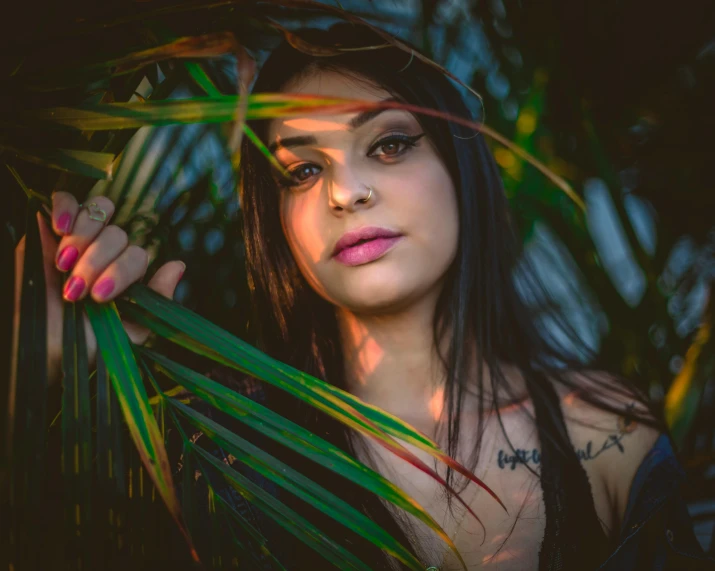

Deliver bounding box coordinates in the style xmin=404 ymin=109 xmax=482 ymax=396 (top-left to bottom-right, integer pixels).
xmin=552 ymin=369 xmax=662 ymax=531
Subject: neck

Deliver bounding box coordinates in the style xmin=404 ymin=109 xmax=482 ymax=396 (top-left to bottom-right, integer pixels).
xmin=335 ymin=296 xmax=530 ymax=432
xmin=336 ymin=292 xmax=449 ymax=428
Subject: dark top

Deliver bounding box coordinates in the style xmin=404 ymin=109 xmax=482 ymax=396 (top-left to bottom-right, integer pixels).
xmin=531 ymin=374 xmax=713 ymax=570
xmin=183 ymin=371 xmax=713 ymax=570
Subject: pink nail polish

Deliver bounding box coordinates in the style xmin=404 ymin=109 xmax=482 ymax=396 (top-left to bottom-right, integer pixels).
xmin=57 ymin=246 xmax=79 ymax=272
xmin=92 ymin=277 xmax=115 ymax=300
xmin=63 ymin=276 xmax=86 ymax=302
xmin=56 ymin=212 xmax=72 ymax=234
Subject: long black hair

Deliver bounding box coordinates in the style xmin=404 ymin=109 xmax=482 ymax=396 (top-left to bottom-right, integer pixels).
xmin=237 ymin=21 xmax=663 ymax=570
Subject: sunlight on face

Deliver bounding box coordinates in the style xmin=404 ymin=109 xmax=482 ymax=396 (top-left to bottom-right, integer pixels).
xmin=268 ymin=70 xmax=460 ymax=315
xmin=428 ymin=386 xmax=445 ymax=421
xmin=283 ymin=117 xmax=351 ymax=133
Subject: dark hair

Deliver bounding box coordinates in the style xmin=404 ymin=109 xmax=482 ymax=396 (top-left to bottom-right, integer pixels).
xmin=238 ymin=22 xmax=663 ymax=570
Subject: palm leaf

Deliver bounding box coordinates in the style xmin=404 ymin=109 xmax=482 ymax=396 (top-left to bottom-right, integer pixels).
xmin=95 ymin=352 xmax=127 ymax=556
xmin=142 ymin=348 xmax=445 ymax=568
xmin=61 ymin=298 xmax=93 ymax=565
xmin=8 ymin=198 xmax=49 ymax=568
xmin=172 ymin=398 xmax=427 ymax=570
xmin=119 ymin=284 xmax=503 ymax=520
xmin=180 ymin=439 xmax=198 ymax=542
xmin=83 ymin=300 xmax=199 ymax=563
xmin=0 ymin=144 xmax=116 ymax=179
xmin=216 ymin=491 xmax=289 ymax=571
xmin=665 ymin=295 xmax=715 ymax=446
xmin=139 ymin=345 xmax=469 ymax=563
xmin=14 ymin=94 xmax=582 ymax=208
xmin=176 ymin=419 xmax=287 ymax=570
xmin=182 ymin=58 xmax=288 ymax=176
xmin=194 ymin=443 xmax=373 ymax=571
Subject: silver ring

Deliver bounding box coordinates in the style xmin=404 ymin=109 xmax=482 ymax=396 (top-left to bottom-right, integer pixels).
xmin=78 ymin=201 xmax=108 ymax=223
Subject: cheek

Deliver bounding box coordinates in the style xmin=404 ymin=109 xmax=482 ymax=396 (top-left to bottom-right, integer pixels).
xmin=280 ymin=191 xmax=332 ymax=295
xmin=279 ymin=154 xmax=460 ymax=311
xmin=393 ymin=157 xmax=459 ymax=262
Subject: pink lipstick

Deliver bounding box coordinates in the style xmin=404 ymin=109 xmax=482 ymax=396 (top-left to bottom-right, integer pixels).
xmin=332 ymin=226 xmax=403 ymax=266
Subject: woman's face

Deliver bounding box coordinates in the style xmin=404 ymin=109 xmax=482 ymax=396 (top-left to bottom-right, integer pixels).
xmin=268 ymin=70 xmax=459 ymax=314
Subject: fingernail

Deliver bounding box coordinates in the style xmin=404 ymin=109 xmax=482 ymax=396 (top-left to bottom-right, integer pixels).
xmin=57 ymin=246 xmax=79 ymax=272
xmin=178 ymin=262 xmax=186 ymax=280
xmin=63 ymin=276 xmax=86 ymax=302
xmin=56 ymin=212 xmax=72 ymax=234
xmin=92 ymin=277 xmax=115 ymax=300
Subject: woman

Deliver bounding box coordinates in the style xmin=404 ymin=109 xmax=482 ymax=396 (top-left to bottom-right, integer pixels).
xmin=23 ymin=22 xmax=710 ymax=571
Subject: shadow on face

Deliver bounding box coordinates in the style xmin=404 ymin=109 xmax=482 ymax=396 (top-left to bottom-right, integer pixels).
xmin=269 ymin=69 xmax=460 ymax=317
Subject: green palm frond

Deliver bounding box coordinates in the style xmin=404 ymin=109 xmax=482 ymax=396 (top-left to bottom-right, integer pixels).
xmin=5 ymin=5 xmax=500 ymax=566
xmin=5 ymin=0 xmax=714 ymax=568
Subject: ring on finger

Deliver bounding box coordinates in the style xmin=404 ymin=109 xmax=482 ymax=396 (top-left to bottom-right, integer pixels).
xmin=78 ymin=201 xmax=108 ymax=223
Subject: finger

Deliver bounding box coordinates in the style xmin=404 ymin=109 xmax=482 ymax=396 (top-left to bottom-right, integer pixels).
xmin=55 ymin=196 xmax=115 ymax=273
xmin=123 ymin=318 xmax=151 ymax=347
xmin=120 ymin=261 xmax=184 ymax=347
xmin=146 ymin=260 xmax=186 ymax=300
xmin=51 ymin=191 xmax=80 ymax=236
xmin=81 ymin=245 xmax=149 ymax=303
xmin=62 ymin=225 xmax=129 ymax=302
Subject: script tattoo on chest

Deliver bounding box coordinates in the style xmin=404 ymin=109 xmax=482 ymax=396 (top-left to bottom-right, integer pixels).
xmin=496 ymin=432 xmax=628 ymax=470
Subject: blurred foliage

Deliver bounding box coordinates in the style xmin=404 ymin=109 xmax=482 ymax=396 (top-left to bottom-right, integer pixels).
xmin=2 ymin=0 xmax=714 ymax=567
xmin=454 ymin=0 xmax=715 ymax=455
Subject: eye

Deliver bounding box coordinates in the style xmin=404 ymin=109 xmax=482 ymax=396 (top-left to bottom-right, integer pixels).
xmin=367 ymin=133 xmax=425 ymax=159
xmin=372 ymin=139 xmax=402 ymax=157
xmin=283 ymin=163 xmax=322 ymax=187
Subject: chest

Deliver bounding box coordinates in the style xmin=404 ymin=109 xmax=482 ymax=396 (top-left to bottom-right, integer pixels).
xmin=356 ymin=413 xmax=611 ymax=570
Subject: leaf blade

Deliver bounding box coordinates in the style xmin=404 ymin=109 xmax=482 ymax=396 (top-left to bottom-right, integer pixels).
xmin=193 ymin=445 xmax=373 ymax=571
xmin=121 ymin=286 xmax=503 ymax=521
xmin=140 ymin=347 xmax=462 ymax=559
xmin=84 ymin=300 xmax=199 ymax=563
xmin=61 ymin=299 xmax=93 ymax=564
xmin=665 ymin=296 xmax=714 ymax=446
xmin=9 ymin=201 xmax=49 ymax=569
xmin=171 ymin=398 xmax=424 ymax=570
xmin=0 ymin=144 xmax=116 ymax=179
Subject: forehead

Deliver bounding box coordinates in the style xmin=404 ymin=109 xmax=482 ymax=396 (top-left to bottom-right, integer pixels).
xmin=268 ymin=69 xmax=393 ymax=142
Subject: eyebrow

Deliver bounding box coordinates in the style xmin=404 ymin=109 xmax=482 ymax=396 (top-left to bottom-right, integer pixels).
xmin=269 ymin=97 xmax=402 ymax=154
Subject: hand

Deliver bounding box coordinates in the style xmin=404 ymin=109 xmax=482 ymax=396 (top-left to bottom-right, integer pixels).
xmin=13 ymin=192 xmax=185 ymax=385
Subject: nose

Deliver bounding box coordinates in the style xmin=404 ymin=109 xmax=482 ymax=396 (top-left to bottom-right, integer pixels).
xmin=327 ymin=176 xmax=373 ymax=213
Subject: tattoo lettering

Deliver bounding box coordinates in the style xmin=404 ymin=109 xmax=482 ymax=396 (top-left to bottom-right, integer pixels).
xmin=496 ymin=432 xmax=627 ymax=470
xmin=497 ymin=447 xmax=541 ymax=470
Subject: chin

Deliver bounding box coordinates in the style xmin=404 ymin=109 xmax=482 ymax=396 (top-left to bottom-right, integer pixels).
xmin=332 ymin=274 xmax=426 ymax=315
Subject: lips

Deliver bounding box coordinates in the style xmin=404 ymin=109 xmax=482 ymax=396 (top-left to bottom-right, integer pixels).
xmin=332 ymin=226 xmax=403 ymax=266
xmin=332 ymin=226 xmax=402 ymax=255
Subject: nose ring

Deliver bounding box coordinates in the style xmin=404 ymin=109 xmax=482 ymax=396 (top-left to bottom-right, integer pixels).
xmin=358 ymin=185 xmax=373 ymax=204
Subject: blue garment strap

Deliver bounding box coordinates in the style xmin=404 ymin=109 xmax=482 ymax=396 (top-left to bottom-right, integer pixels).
xmin=619 ymin=433 xmax=684 ymax=535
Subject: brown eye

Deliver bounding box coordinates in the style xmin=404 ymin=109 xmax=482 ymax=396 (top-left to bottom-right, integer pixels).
xmin=289 ymin=164 xmax=321 ymax=184
xmin=380 ymin=141 xmax=401 ymax=156
xmin=369 ymin=138 xmax=406 ymax=158
xmin=367 ymin=133 xmax=425 ymax=159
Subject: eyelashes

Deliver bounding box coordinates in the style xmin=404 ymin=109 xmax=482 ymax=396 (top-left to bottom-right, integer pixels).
xmin=366 ymin=132 xmax=426 ymax=158
xmin=277 ymin=132 xmax=426 ymax=188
